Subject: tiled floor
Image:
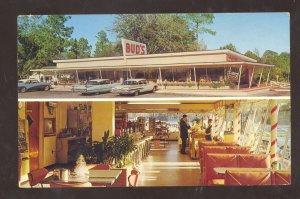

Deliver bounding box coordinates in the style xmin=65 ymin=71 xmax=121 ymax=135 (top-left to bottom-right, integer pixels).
xmin=138 ymin=141 xmax=202 ymax=186
xmin=20 ymin=141 xmax=202 ymax=188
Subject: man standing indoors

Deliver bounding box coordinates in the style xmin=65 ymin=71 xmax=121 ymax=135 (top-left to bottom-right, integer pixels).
xmin=180 ymin=114 xmax=191 ymax=154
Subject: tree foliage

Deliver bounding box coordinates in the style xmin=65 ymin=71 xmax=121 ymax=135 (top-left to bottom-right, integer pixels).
xmin=111 ymin=14 xmax=215 ymax=54
xmin=17 ymin=15 xmax=73 ymax=78
xmin=244 ymin=49 xmax=290 ymax=82
xmin=244 ymin=50 xmax=260 ymax=61
xmin=94 ymin=31 xmax=115 ymax=57
xmin=184 ymin=13 xmax=216 ymax=41
xmin=64 ymin=38 xmax=92 ymax=59
xmin=220 ymin=43 xmax=238 ymax=52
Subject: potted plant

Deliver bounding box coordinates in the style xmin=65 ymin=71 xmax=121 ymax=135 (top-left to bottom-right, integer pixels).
xmin=104 ymin=133 xmax=136 ymax=168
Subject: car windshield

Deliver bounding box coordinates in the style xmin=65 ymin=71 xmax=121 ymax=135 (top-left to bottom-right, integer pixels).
xmin=122 ymin=81 xmax=138 ymax=85
xmin=86 ymin=81 xmax=99 ymax=85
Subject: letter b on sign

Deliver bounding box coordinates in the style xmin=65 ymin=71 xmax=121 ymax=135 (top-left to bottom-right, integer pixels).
xmin=126 ymin=43 xmax=130 ymax=53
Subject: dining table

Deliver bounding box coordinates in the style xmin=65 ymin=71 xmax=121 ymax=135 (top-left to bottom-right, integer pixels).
xmin=213 ymin=167 xmax=272 ymax=175
xmin=42 ymin=166 xmax=122 ymax=187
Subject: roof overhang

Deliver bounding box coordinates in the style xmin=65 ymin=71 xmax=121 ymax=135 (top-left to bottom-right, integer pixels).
xmin=53 ymin=49 xmax=257 ymax=64
xmin=30 ymin=61 xmax=274 ymax=72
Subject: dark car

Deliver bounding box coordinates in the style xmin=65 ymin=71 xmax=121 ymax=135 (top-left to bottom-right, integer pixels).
xmin=18 ymin=79 xmax=51 ymax=93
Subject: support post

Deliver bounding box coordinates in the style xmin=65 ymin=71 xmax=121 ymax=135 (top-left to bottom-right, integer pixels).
xmin=193 ymin=66 xmax=197 ymax=87
xmin=75 ymin=70 xmax=79 ymax=83
xmin=249 ymin=66 xmax=255 ymax=88
xmin=258 ymin=68 xmax=263 ymax=87
xmin=159 ymin=67 xmax=162 ymax=82
xmin=237 ymin=65 xmax=243 ymax=89
xmin=270 ymin=99 xmax=279 ymax=169
xmin=54 ymin=71 xmax=58 ymax=82
xmin=172 ymin=68 xmax=175 ymax=81
xmin=99 ymin=70 xmax=102 ymax=79
xmin=129 ymin=68 xmax=132 ymax=79
xmin=266 ymin=68 xmax=271 ymax=86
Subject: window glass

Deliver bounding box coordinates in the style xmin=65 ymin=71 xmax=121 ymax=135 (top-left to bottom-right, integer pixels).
xmin=123 ymin=81 xmax=137 ymax=85
xmin=86 ymin=81 xmax=98 ymax=85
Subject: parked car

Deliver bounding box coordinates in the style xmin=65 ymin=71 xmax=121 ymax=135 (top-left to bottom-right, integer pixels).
xmin=111 ymin=79 xmax=158 ymax=96
xmin=18 ymin=79 xmax=51 ymax=93
xmin=72 ymin=79 xmax=120 ymax=95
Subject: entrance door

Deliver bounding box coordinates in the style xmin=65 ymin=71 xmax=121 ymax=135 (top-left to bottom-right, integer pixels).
xmin=27 ymin=102 xmax=40 ymax=171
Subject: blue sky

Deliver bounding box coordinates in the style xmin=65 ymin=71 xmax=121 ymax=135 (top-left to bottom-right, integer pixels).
xmin=65 ymin=13 xmax=290 ymax=55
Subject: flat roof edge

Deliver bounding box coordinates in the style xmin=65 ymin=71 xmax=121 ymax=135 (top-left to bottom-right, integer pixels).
xmin=53 ymin=49 xmax=257 ymax=63
xmin=30 ymin=61 xmax=274 ymax=72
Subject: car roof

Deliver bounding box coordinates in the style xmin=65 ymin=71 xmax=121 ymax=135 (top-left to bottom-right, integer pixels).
xmin=88 ymin=79 xmax=110 ymax=82
xmin=19 ymin=79 xmax=38 ymax=81
xmin=125 ymin=79 xmax=146 ymax=81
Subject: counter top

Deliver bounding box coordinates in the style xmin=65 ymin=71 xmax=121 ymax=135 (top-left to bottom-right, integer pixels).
xmin=134 ymin=136 xmax=153 ymax=146
xmin=57 ymin=136 xmax=86 ymax=140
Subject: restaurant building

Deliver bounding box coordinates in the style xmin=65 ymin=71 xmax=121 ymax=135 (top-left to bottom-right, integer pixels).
xmin=18 ymin=99 xmax=290 ymax=187
xmin=31 ymin=49 xmax=274 ymax=89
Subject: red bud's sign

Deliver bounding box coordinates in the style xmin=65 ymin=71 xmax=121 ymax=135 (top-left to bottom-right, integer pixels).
xmin=121 ymin=38 xmax=147 ymax=56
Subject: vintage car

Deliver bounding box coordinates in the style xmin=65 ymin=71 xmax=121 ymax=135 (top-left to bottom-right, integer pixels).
xmin=72 ymin=79 xmax=119 ymax=95
xmin=111 ymin=79 xmax=158 ymax=96
xmin=18 ymin=79 xmax=51 ymax=93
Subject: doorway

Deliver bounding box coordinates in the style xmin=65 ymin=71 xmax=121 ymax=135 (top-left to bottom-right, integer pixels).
xmin=27 ymin=102 xmax=40 ymax=171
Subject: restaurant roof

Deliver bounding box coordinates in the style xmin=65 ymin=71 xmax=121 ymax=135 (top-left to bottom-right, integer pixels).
xmin=53 ymin=49 xmax=257 ymax=63
xmin=31 ymin=49 xmax=274 ymax=72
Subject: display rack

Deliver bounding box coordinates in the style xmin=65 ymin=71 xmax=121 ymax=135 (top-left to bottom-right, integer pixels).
xmin=115 ymin=112 xmax=127 ymax=130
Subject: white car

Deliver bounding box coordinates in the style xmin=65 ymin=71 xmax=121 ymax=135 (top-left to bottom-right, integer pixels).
xmin=111 ymin=79 xmax=158 ymax=96
xmin=72 ymin=79 xmax=120 ymax=95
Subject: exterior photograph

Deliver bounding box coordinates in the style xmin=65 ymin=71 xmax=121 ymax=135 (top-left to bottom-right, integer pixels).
xmin=17 ymin=13 xmax=290 ymax=98
xmin=18 ymin=99 xmax=290 ymax=187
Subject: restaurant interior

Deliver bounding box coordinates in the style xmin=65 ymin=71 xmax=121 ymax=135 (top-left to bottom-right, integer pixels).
xmin=18 ymin=99 xmax=291 ymax=187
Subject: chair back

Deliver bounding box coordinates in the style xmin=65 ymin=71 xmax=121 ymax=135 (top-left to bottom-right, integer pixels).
xmin=204 ymin=154 xmax=237 ymax=185
xmin=128 ymin=169 xmax=140 ymax=187
xmin=198 ymin=142 xmax=238 ymax=163
xmin=111 ymin=169 xmax=127 ymax=187
xmin=238 ymin=154 xmax=270 ymax=168
xmin=273 ymin=170 xmax=291 ymax=185
xmin=28 ymin=168 xmax=48 ymax=187
xmin=217 ymin=142 xmax=238 ymax=146
xmin=202 ymin=146 xmax=228 ymax=171
xmin=225 ymin=170 xmax=272 ymax=186
xmin=50 ymin=182 xmax=92 ymax=188
xmin=198 ymin=141 xmax=217 ymax=160
xmin=227 ymin=146 xmax=251 ymax=154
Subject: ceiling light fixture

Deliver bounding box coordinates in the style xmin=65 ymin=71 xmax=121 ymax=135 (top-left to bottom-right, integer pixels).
xmin=127 ymin=102 xmax=181 ymax=105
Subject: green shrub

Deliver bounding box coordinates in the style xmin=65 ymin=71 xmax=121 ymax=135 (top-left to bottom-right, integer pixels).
xmin=104 ymin=133 xmax=137 ymax=168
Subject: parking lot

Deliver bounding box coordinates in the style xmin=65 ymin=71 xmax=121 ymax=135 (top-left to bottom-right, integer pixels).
xmin=18 ymin=89 xmax=290 ymax=99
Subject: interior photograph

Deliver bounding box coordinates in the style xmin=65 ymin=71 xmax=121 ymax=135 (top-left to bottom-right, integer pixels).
xmin=18 ymin=99 xmax=291 ymax=187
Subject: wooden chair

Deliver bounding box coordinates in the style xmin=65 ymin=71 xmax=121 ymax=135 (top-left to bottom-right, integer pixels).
xmin=28 ymin=168 xmax=49 ymax=188
xmin=128 ymin=169 xmax=140 ymax=187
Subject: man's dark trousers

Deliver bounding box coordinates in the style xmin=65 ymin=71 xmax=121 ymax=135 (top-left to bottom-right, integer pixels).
xmin=181 ymin=137 xmax=187 ymax=154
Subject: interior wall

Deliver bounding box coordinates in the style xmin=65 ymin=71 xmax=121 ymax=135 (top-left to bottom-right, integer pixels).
xmin=92 ymin=101 xmax=115 ymax=142
xmin=56 ymin=102 xmax=68 ymax=134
